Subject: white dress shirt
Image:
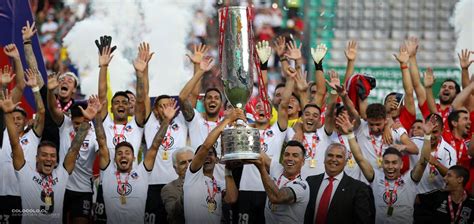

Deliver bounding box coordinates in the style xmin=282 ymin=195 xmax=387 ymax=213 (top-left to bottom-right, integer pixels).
xmin=314 ymin=171 xmax=344 ymax=217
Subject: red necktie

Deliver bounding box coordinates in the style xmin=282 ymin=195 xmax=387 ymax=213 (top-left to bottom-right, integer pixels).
xmin=315 ymin=176 xmax=334 ymax=224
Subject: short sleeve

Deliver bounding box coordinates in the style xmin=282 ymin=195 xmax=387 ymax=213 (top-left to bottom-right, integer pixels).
xmin=399 ymin=106 xmax=416 ymax=130
xmin=393 ymin=127 xmax=408 ymax=142
xmin=287 ymin=180 xmax=309 ymax=203
xmin=418 ymin=101 xmax=431 ymax=119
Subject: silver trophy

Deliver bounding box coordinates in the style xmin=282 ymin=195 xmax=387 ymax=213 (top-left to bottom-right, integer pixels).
xmin=219 ymin=6 xmax=261 ymax=162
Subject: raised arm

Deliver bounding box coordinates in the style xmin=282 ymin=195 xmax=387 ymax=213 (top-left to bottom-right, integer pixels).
xmin=458 ymin=49 xmax=473 ymax=88
xmin=411 ymin=118 xmax=435 ymax=182
xmin=406 ymin=37 xmax=426 ymax=105
xmin=343 ymin=40 xmax=357 ymax=83
xmin=223 ymin=166 xmax=238 ymax=204
xmin=310 ymin=43 xmax=328 ymax=107
xmin=1 ymin=92 xmax=23 ymax=170
xmin=144 ymin=100 xmax=177 ymax=171
xmin=132 ymin=44 xmax=148 ymax=126
xmin=187 ymin=44 xmax=209 ymax=107
xmin=3 ymin=44 xmax=25 ymax=103
xmin=394 ymin=44 xmax=416 ymax=115
xmin=46 ymin=72 xmax=64 ymax=125
xmin=25 ymin=69 xmax=45 ymax=136
xmin=324 ymin=70 xmax=341 ymax=134
xmin=423 ymin=68 xmax=438 ymax=114
xmin=453 ymin=82 xmax=474 ymax=110
xmin=256 ymin=40 xmax=272 ymax=88
xmin=336 ymin=113 xmax=375 ymax=182
xmin=0 ymin=66 xmax=16 ymax=99
xmin=189 ymin=108 xmax=243 ymax=172
xmin=253 ymin=156 xmax=295 ymax=204
xmin=277 ymin=67 xmax=297 ymax=131
xmin=178 ymin=57 xmax=213 ymax=121
xmin=22 ymin=21 xmax=44 ymax=88
xmin=273 ymin=36 xmax=289 ymax=77
xmin=96 ymin=37 xmax=116 ymax=120
xmin=93 ymin=99 xmax=110 ymax=170
xmin=138 ymin=42 xmax=154 ymax=118
xmin=338 ymin=85 xmax=362 ymax=129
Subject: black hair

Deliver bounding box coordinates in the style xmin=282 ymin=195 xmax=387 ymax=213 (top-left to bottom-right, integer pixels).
xmin=413 ymin=119 xmax=423 ymax=124
xmin=366 ymin=103 xmax=386 ymax=119
xmin=382 ymin=147 xmax=403 ymax=159
xmin=12 ymin=107 xmax=27 ymax=118
xmin=274 ymin=83 xmax=286 ymax=92
xmin=204 ymin=88 xmax=222 ymax=100
xmin=286 ymin=140 xmax=306 ymax=158
xmin=442 ymin=79 xmax=461 ymax=94
xmin=384 ymin=92 xmax=398 ymax=104
xmin=449 ymin=165 xmax=470 ymax=187
xmin=447 ymin=109 xmax=468 ymax=131
xmin=303 ymin=103 xmax=321 ymax=114
xmin=154 ymin=95 xmax=172 ymax=107
xmin=195 ymin=145 xmax=217 ymax=157
xmin=124 ymin=90 xmax=135 ymax=97
xmin=335 ymin=103 xmax=346 ymax=117
xmin=115 ymin=141 xmax=134 ymax=154
xmin=112 ymin=91 xmax=130 ymax=102
xmin=38 ymin=140 xmax=58 ymax=150
xmin=70 ymin=102 xmax=87 ymax=119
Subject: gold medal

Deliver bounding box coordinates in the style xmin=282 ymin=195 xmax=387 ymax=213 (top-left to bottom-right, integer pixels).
xmin=45 ymin=196 xmax=52 ymax=206
xmin=310 ymin=159 xmax=316 ymax=168
xmin=120 ymin=195 xmax=127 ymax=205
xmin=377 ymin=157 xmax=383 ymax=168
xmin=207 ymin=200 xmax=216 ymax=213
xmin=162 ymin=151 xmax=168 ymax=160
xmin=348 ymin=159 xmax=355 ymax=168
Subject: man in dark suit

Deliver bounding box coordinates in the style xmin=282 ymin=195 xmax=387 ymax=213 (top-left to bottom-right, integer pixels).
xmin=304 ymin=143 xmax=375 ymax=224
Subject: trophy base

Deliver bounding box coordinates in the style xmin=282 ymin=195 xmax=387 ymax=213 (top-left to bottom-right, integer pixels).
xmin=220 ymin=152 xmax=261 ymax=162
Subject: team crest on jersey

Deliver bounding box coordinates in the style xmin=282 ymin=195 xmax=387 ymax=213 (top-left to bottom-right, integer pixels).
xmin=124 ymin=125 xmax=133 ymax=133
xmin=436 ymin=200 xmax=448 ymax=213
xmin=171 ymin=123 xmax=179 ymax=131
xmin=266 ymin=130 xmax=274 ymax=137
xmin=20 ymin=138 xmax=29 ymax=145
xmin=161 ymin=136 xmax=175 ymax=148
xmin=82 ymin=140 xmax=90 ymax=150
xmin=116 ymin=183 xmax=132 ymax=196
xmin=131 ymin=171 xmax=139 ymax=179
xmin=383 ymin=190 xmax=398 ymax=205
xmin=113 ymin=136 xmax=127 ymax=146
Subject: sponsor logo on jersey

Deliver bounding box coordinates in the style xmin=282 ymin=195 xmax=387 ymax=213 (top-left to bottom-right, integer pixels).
xmin=20 ymin=138 xmax=29 ymax=145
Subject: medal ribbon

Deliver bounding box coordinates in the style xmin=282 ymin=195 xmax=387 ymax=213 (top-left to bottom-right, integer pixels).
xmin=448 ymin=191 xmax=467 ymax=224
xmin=451 ymin=138 xmax=466 ymax=162
xmin=275 ymin=173 xmax=300 ymax=187
xmin=41 ymin=174 xmax=53 ymax=196
xmin=113 ymin=122 xmax=127 ymax=143
xmin=56 ymin=99 xmax=73 ymax=113
xmin=337 ymin=133 xmax=345 ymax=145
xmin=205 ymin=178 xmax=218 ymax=201
xmin=303 ymin=134 xmax=318 ymax=158
xmin=384 ymin=178 xmax=400 ymax=208
xmin=204 ymin=118 xmax=219 ymax=135
xmin=115 ymin=171 xmax=130 ymax=196
xmin=161 ymin=126 xmax=172 ymax=150
xmin=370 ymin=134 xmax=384 ymax=160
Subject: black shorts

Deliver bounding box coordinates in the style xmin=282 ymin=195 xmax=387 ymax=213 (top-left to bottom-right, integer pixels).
xmin=234 ymin=191 xmax=266 ymax=224
xmin=94 ymin=184 xmax=107 ymax=224
xmin=63 ymin=189 xmax=93 ymax=221
xmin=145 ymin=184 xmax=167 ymax=224
xmin=0 ymin=195 xmax=22 ymax=224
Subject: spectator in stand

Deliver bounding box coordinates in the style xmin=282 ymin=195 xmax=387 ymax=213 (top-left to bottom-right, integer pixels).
xmin=40 ymin=13 xmax=59 ymax=43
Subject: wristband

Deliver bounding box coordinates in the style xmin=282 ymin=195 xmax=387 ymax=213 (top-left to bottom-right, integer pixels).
xmin=424 ymin=135 xmax=431 ymax=140
xmin=400 ymin=64 xmax=408 ymax=70
xmin=23 ymin=40 xmax=32 ymax=45
xmin=330 ymin=90 xmax=337 ymax=95
xmin=314 ymin=61 xmax=324 ymax=72
xmin=260 ymin=61 xmax=268 ymax=70
xmin=31 ymin=86 xmax=40 ymax=92
xmin=99 ymin=65 xmax=108 ymax=68
xmin=279 ymin=56 xmax=288 ymax=62
xmin=225 ymin=168 xmax=233 ymax=177
xmin=346 ymin=132 xmax=355 ymax=140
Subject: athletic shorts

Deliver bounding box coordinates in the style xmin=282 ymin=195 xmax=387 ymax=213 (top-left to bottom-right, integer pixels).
xmin=0 ymin=195 xmax=22 ymax=224
xmin=63 ymin=189 xmax=93 ymax=221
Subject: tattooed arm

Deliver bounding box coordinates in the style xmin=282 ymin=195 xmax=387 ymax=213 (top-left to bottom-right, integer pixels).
xmin=255 ymin=157 xmax=296 ymax=204
xmin=64 ymin=122 xmax=91 ymax=174
xmin=133 ymin=50 xmax=147 ymax=126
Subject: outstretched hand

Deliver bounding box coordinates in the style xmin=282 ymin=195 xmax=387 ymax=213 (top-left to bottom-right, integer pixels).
xmin=186 ymin=44 xmax=209 ymax=64
xmin=423 ymin=67 xmax=435 ymax=88
xmin=405 ymin=37 xmax=419 ymax=57
xmin=1 ymin=65 xmax=16 ymax=86
xmin=80 ymin=95 xmax=102 ymax=121
xmin=256 ymin=40 xmax=272 ymax=64
xmin=99 ymin=46 xmax=114 ymax=67
xmin=284 ymin=41 xmax=302 ymax=60
xmin=198 ymin=57 xmax=214 ymax=72
xmin=3 ymin=44 xmax=20 ymax=59
xmin=0 ymin=90 xmax=21 ymax=113
xmin=273 ymin=36 xmax=286 ymax=57
xmin=311 ymin=43 xmax=327 ymax=64
xmin=285 ymin=67 xmax=298 ymax=78
xmin=47 ymin=72 xmax=60 ymax=90
xmin=325 ymin=70 xmax=341 ymax=90
xmin=335 ymin=113 xmax=354 ymax=134
xmin=393 ymin=44 xmax=409 ymax=64
xmin=24 ymin=68 xmax=39 ymax=87
xmin=22 ymin=20 xmax=37 ymax=41
xmin=458 ymin=49 xmax=473 ymax=69
xmin=344 ymin=40 xmax=357 ymax=61
xmin=138 ymin=42 xmax=155 ymax=64
xmin=162 ymin=98 xmax=178 ymax=121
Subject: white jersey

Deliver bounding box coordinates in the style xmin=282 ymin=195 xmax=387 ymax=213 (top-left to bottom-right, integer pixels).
xmin=264 ymin=158 xmax=309 ymax=224
xmin=286 ymin=127 xmax=330 ymax=179
xmin=103 ymin=113 xmax=144 ymax=164
xmin=0 ymin=129 xmax=40 ymax=196
xmin=186 ymin=109 xmax=224 ymax=181
xmin=15 ymin=162 xmax=69 ymax=224
xmin=240 ymin=122 xmax=287 ymax=191
xmin=183 ymin=166 xmax=226 ymax=224
xmin=59 ymin=115 xmax=98 ymax=193
xmin=371 ymin=170 xmax=418 ymax=224
xmin=101 ymin=162 xmax=150 ymax=224
xmin=409 ymin=137 xmax=424 ymax=171
xmin=144 ymin=112 xmax=188 ymax=185
xmin=355 ymin=120 xmax=407 ymax=171
xmin=417 ymin=139 xmax=457 ymax=193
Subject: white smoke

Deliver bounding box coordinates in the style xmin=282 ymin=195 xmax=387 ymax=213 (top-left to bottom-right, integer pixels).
xmin=63 ymin=0 xmax=216 ymax=97
xmin=452 ymin=0 xmax=474 ymax=75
